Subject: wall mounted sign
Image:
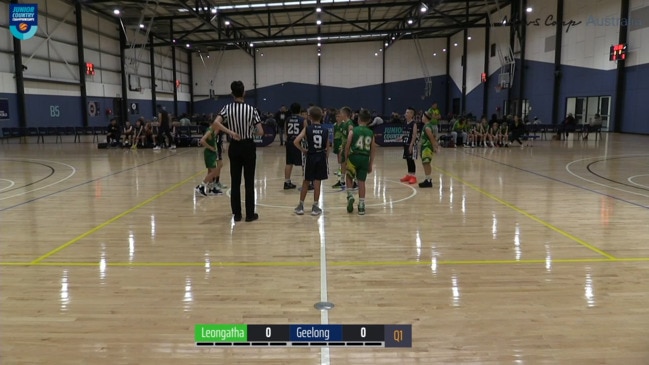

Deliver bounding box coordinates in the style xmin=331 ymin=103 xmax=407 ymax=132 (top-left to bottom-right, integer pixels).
xmin=10 ymin=4 xmax=38 ymax=40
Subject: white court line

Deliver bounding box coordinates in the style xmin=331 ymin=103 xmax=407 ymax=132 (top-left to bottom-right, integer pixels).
xmin=225 ymin=178 xmax=418 ymax=210
xmin=317 ymin=214 xmax=330 ymax=365
xmin=0 ymin=159 xmax=77 ymax=201
xmin=628 ymin=175 xmax=649 ymax=189
xmin=0 ymin=179 xmax=16 ymax=192
xmin=565 ymin=155 xmax=649 ymax=199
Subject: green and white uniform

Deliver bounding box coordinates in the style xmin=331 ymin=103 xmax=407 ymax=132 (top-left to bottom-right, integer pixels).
xmin=203 ymin=127 xmax=219 ymax=168
xmin=346 ymin=126 xmax=373 ymax=181
xmin=420 ymin=124 xmax=435 ymax=164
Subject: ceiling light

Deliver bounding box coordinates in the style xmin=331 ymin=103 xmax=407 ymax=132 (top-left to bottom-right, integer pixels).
xmin=224 ymin=20 xmax=231 ymax=26
xmin=316 ymin=19 xmax=322 ymax=25
xmin=433 ymin=52 xmax=437 ymax=56
xmin=211 ymin=7 xmax=217 ymax=14
xmin=379 ymin=48 xmax=382 ymax=52
xmin=453 ymin=43 xmax=458 ymax=46
xmin=317 ymin=52 xmax=321 ymax=56
xmin=139 ymin=24 xmax=145 ymax=29
xmin=317 ymin=36 xmax=321 ymax=41
xmin=261 ymin=53 xmax=264 ymax=56
xmin=526 ymin=7 xmax=533 ymax=13
xmin=317 ymin=42 xmax=321 ymax=46
xmin=420 ymin=4 xmax=428 ymax=13
xmin=384 ymin=42 xmax=388 ymax=47
xmin=113 ymin=9 xmax=120 ymax=15
xmin=186 ymin=43 xmax=190 ymax=48
xmin=407 ymin=19 xmax=413 ymax=25
xmin=391 ymin=36 xmax=395 ymax=40
xmin=467 ymin=36 xmax=472 ymax=40
xmin=442 ymin=48 xmax=446 ymax=52
xmin=316 ymin=7 xmax=322 ymax=12
xmin=250 ymin=43 xmax=254 ymax=47
xmin=374 ymin=52 xmax=378 ymax=56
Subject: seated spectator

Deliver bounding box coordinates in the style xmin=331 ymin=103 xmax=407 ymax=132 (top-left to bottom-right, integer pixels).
xmin=264 ymin=112 xmax=277 ymax=136
xmin=133 ymin=118 xmax=145 ymax=147
xmin=583 ymin=113 xmax=602 ymax=140
xmin=556 ymin=113 xmax=576 ymax=140
xmin=508 ymin=115 xmax=526 ymax=147
xmin=179 ymin=113 xmax=191 ymax=126
xmin=122 ymin=120 xmax=134 ymax=146
xmin=144 ymin=121 xmax=157 ymax=147
xmin=369 ymin=116 xmax=384 ymax=128
xmin=451 ymin=117 xmax=469 ymax=147
xmin=106 ymin=118 xmax=121 ymax=145
xmin=476 ymin=117 xmax=492 ymax=147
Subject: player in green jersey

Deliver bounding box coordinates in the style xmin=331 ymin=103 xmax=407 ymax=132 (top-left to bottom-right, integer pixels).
xmin=195 ymin=126 xmax=225 ymax=196
xmin=427 ymin=102 xmax=441 ymax=137
xmin=331 ymin=109 xmax=345 ymax=188
xmin=336 ymin=107 xmax=355 ymax=190
xmin=344 ymin=109 xmax=376 ymax=215
xmin=418 ymin=111 xmax=441 ymax=188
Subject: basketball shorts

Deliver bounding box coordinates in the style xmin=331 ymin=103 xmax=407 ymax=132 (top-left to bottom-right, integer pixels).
xmin=204 ymin=149 xmax=218 ymax=169
xmin=403 ymin=145 xmax=418 ymax=160
xmin=286 ymin=141 xmax=302 ymax=166
xmin=346 ymin=154 xmax=370 ymax=182
xmin=421 ymin=146 xmax=434 ymax=164
xmin=305 ymin=153 xmax=329 ymax=181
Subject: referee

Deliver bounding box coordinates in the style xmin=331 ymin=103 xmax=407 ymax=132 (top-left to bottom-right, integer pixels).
xmin=211 ymin=81 xmax=264 ymax=222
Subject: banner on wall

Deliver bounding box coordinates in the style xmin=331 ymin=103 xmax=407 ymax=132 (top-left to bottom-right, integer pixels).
xmin=254 ymin=124 xmax=277 ymax=147
xmin=373 ymin=124 xmax=405 ymax=147
xmin=0 ymin=99 xmax=9 ymax=119
xmin=9 ymin=4 xmax=38 ymax=40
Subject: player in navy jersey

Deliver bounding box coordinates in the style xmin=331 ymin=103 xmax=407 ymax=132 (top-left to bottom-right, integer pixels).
xmin=293 ymin=106 xmax=329 ymax=216
xmin=400 ymin=107 xmax=418 ymax=184
xmin=283 ymin=103 xmax=306 ymax=189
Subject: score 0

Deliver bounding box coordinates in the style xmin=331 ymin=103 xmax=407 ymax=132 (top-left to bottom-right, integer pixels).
xmin=247 ymin=325 xmax=290 ymax=341
xmin=343 ymin=325 xmax=384 ymax=341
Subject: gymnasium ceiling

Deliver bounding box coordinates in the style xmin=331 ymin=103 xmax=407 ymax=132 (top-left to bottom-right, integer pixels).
xmin=76 ymin=0 xmax=512 ymax=53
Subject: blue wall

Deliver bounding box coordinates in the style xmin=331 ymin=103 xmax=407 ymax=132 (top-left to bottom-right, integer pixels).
xmin=617 ymin=63 xmax=649 ymax=134
xmin=0 ymin=94 xmax=190 ymax=129
xmin=385 ymin=76 xmax=447 ymax=115
xmin=195 ymin=77 xmax=448 ymax=117
xmin=0 ymin=93 xmax=19 ymax=128
xmin=3 ymin=64 xmax=648 ymax=134
xmin=481 ymin=60 xmax=618 ymax=127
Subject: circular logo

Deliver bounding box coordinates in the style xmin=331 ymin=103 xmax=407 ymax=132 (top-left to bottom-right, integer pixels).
xmin=19 ymin=23 xmax=28 ymax=32
xmin=88 ymin=102 xmax=97 ymax=117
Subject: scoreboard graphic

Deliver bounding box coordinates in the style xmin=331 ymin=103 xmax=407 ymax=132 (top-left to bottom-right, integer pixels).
xmin=195 ymin=324 xmax=412 ymax=348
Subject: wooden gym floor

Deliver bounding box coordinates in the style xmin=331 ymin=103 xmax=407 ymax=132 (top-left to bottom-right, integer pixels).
xmin=1 ymin=133 xmax=649 ymax=364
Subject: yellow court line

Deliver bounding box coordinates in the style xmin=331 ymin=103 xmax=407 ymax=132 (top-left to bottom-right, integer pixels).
xmin=29 ymin=171 xmax=204 ymax=264
xmin=4 ymin=257 xmax=649 ymax=268
xmin=433 ymin=166 xmax=617 ymax=260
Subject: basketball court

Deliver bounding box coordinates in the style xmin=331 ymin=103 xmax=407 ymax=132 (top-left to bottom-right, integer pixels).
xmin=2 ymin=134 xmax=649 ymax=364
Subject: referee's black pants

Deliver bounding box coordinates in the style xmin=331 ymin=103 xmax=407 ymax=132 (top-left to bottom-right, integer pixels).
xmin=228 ymin=139 xmax=257 ymax=218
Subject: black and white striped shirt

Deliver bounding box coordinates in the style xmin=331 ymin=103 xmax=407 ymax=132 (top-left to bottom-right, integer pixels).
xmin=219 ymin=102 xmax=261 ymax=140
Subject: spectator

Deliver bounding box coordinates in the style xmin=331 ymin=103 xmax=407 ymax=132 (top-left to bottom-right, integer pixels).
xmin=556 ymin=113 xmax=576 ymax=140
xmin=275 ymin=105 xmax=289 ymax=146
xmin=106 ymin=118 xmax=121 ymax=145
xmin=583 ymin=113 xmax=602 ymax=140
